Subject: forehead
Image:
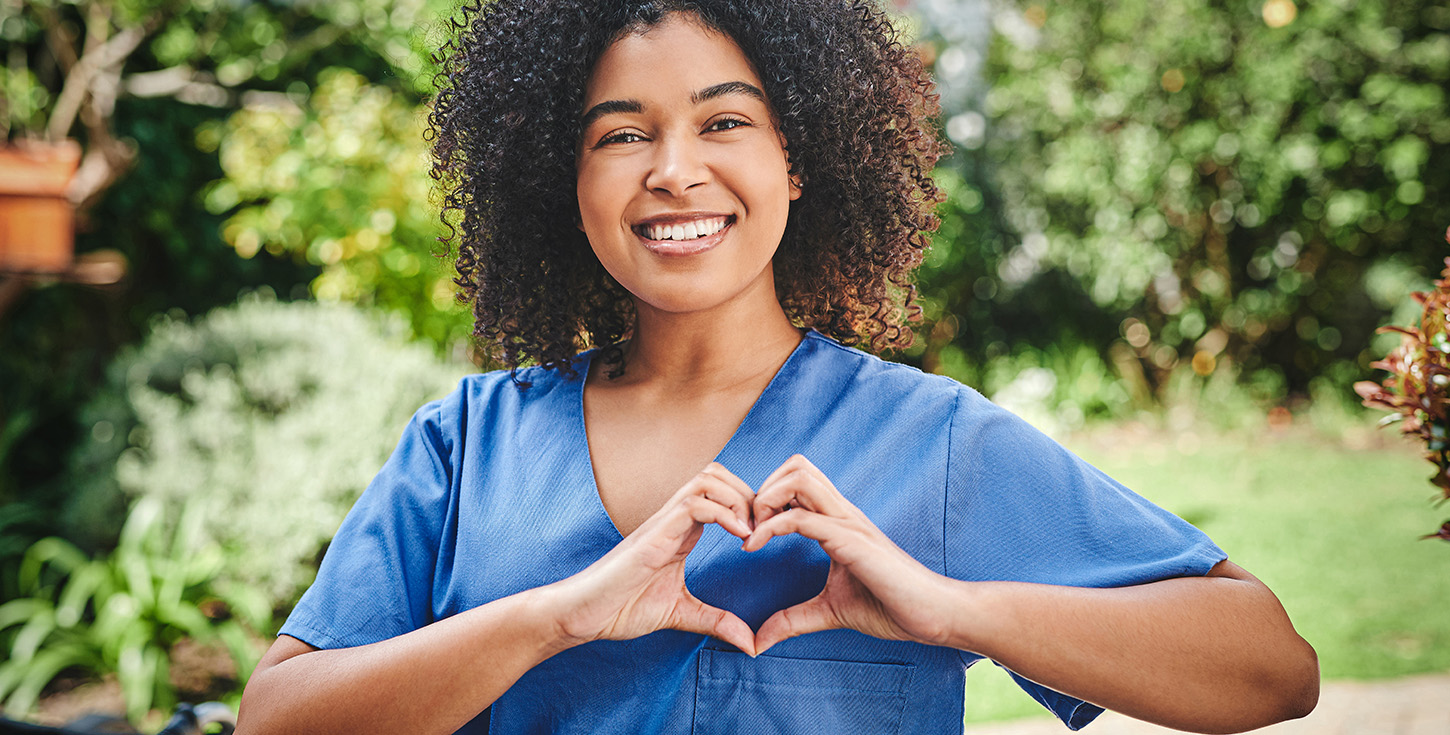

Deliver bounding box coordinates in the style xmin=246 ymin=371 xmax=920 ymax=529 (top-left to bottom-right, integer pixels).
xmin=583 ymin=14 xmax=765 ymax=106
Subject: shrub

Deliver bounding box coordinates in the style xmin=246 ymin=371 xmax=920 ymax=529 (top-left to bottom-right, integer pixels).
xmin=0 ymin=497 xmax=265 ymax=723
xmin=204 ymin=66 xmax=472 ymax=350
xmin=913 ymin=0 xmax=1450 ymax=401
xmin=62 ymin=296 xmax=472 ymax=609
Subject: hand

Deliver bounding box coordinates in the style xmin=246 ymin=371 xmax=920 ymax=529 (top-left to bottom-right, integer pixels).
xmin=544 ymin=463 xmax=759 ymax=655
xmin=744 ymin=455 xmax=954 ymax=654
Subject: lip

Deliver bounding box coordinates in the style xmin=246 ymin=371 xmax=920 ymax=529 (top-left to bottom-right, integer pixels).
xmin=633 ymin=211 xmax=734 ymax=227
xmin=633 ymin=214 xmax=735 ymax=257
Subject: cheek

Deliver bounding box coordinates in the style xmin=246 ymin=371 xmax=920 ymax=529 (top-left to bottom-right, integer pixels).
xmin=576 ymin=170 xmax=621 ymax=237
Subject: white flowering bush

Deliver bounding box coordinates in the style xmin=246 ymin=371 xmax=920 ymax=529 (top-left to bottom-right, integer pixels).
xmin=63 ymin=295 xmax=472 ymax=610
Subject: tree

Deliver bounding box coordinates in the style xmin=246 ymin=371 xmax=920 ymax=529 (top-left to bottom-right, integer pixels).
xmin=913 ymin=0 xmax=1450 ymax=405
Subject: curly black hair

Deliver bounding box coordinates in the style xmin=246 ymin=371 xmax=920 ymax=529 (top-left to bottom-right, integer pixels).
xmin=429 ymin=0 xmax=944 ymax=373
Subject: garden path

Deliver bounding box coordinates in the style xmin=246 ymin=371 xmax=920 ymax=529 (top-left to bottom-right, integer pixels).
xmin=962 ymin=671 xmax=1450 ymax=735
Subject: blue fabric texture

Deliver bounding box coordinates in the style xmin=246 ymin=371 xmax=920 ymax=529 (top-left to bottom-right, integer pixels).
xmin=280 ymin=331 xmax=1227 ymax=733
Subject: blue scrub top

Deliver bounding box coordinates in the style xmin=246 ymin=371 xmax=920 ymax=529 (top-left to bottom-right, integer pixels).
xmin=281 ymin=331 xmax=1226 ymax=733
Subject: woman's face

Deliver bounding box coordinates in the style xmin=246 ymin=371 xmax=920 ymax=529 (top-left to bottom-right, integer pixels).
xmin=576 ymin=13 xmax=800 ymax=318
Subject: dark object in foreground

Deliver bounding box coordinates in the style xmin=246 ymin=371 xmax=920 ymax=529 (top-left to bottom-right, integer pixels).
xmin=1355 ymin=231 xmax=1450 ymax=541
xmin=0 ymin=702 xmax=234 ymax=735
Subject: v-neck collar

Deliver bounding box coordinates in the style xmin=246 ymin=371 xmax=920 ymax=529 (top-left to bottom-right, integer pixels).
xmin=570 ymin=330 xmax=822 ymax=542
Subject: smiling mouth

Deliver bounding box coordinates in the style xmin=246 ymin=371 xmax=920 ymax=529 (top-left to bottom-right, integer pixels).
xmin=632 ymin=216 xmax=734 ymax=242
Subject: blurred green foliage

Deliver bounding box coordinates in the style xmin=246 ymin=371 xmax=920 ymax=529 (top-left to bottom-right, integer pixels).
xmin=0 ymin=0 xmax=458 ymax=560
xmin=0 ymin=497 xmax=268 ymax=723
xmin=203 ymin=68 xmax=471 ymax=347
xmin=913 ymin=0 xmax=1450 ymax=416
xmin=62 ymin=296 xmax=471 ymax=607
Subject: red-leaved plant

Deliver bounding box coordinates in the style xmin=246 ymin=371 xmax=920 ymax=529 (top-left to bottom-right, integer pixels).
xmin=1354 ymin=230 xmax=1450 ymax=542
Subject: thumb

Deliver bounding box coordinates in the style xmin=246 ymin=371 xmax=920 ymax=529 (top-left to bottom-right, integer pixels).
xmin=754 ymin=596 xmax=838 ymax=655
xmin=670 ymin=594 xmax=758 ymax=657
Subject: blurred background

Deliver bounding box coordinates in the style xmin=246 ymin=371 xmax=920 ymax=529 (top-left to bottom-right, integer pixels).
xmin=0 ymin=0 xmax=1446 ymax=728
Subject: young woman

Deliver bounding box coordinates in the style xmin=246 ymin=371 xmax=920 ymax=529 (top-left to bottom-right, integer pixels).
xmin=236 ymin=2 xmax=1319 ymax=733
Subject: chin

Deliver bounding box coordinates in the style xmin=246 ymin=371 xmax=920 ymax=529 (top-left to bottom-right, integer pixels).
xmin=637 ymin=292 xmax=730 ymax=316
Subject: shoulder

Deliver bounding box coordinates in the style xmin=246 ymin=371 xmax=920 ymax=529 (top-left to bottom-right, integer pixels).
xmin=798 ymin=331 xmax=976 ymax=408
xmin=412 ymin=352 xmax=591 ymax=445
xmin=789 ymin=332 xmax=980 ymax=445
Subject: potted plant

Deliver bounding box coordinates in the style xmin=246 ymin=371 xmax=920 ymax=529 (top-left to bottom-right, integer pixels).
xmin=0 ymin=139 xmax=82 ymax=273
xmin=1354 ymin=228 xmax=1450 ymax=541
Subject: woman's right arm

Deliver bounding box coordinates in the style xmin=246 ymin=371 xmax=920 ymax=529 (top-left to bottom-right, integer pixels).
xmin=238 ymin=586 xmax=573 ymax=735
xmin=236 ymin=463 xmax=758 ymax=735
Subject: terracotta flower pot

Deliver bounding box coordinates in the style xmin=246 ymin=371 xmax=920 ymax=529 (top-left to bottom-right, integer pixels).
xmin=0 ymin=140 xmax=82 ymax=274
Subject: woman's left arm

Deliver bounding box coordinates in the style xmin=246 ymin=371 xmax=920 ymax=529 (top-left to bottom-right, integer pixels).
xmin=744 ymin=455 xmax=1319 ymax=735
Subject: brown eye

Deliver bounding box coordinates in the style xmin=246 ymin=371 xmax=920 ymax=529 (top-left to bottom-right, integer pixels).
xmin=706 ymin=117 xmax=750 ymax=133
xmin=599 ymin=130 xmax=647 ymax=146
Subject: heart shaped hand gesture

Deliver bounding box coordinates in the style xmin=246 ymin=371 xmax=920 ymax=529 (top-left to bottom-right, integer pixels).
xmin=743 ymin=455 xmax=952 ymax=654
xmin=545 ymin=456 xmax=950 ymax=656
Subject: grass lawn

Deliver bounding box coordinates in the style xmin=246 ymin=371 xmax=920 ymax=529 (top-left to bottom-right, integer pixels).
xmin=962 ymin=420 xmax=1450 ymax=724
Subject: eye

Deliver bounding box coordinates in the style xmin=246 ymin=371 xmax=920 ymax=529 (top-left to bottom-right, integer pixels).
xmin=598 ymin=130 xmax=647 ymax=147
xmin=705 ymin=117 xmax=751 ymax=133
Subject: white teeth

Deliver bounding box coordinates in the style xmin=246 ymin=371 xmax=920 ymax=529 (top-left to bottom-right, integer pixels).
xmin=643 ymin=217 xmax=728 ymax=241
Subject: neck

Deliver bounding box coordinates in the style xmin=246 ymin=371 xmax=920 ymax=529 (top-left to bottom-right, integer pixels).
xmin=610 ymin=275 xmax=803 ymax=393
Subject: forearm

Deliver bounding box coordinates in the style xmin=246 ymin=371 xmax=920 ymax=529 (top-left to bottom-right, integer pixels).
xmin=944 ymin=564 xmax=1318 ymax=733
xmin=237 ymin=586 xmax=573 ymax=735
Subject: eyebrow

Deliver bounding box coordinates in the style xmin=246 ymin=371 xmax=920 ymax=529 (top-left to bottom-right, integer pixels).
xmin=691 ymin=81 xmax=767 ymax=105
xmin=578 ymin=80 xmax=768 ymax=131
xmin=579 ymin=99 xmax=643 ymax=131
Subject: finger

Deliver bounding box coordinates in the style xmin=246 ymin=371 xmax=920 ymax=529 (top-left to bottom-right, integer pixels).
xmin=742 ymin=507 xmax=848 ymax=552
xmin=752 ymin=467 xmax=821 ymax=525
xmin=669 ymin=595 xmax=758 ymax=657
xmin=639 ymin=477 xmax=753 ymax=542
xmin=663 ymin=465 xmax=754 ymax=534
xmin=695 ymin=463 xmax=757 ymax=531
xmin=754 ymin=597 xmax=838 ymax=654
xmin=754 ymin=466 xmax=849 ymax=525
xmin=754 ymin=453 xmax=814 ymax=494
xmin=678 ymin=495 xmax=754 ymax=542
xmin=699 ymin=462 xmax=756 ymax=499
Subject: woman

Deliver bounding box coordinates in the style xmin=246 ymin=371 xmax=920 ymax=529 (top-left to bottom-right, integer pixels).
xmin=237 ymin=1 xmax=1319 ymax=733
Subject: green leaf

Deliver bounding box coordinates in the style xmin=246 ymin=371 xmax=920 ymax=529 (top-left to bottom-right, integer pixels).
xmin=116 ymin=548 xmax=158 ymax=608
xmin=56 ymin=562 xmax=109 ymax=629
xmin=0 ymin=598 xmax=49 ymax=632
xmin=10 ymin=608 xmax=57 ymax=665
xmin=117 ymin=635 xmax=155 ymax=723
xmin=17 ymin=537 xmax=87 ymax=595
xmin=93 ymin=591 xmax=143 ymax=650
xmin=155 ymin=595 xmax=214 ymax=642
xmin=215 ymin=582 xmax=272 ymax=632
xmin=216 ymin=621 xmax=262 ymax=681
xmin=118 ymin=496 xmax=165 ymax=555
xmin=3 ymin=645 xmax=94 ymax=718
xmin=0 ymin=659 xmax=23 ymax=701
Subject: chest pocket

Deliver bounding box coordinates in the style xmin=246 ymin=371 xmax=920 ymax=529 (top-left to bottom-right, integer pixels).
xmin=691 ymin=649 xmax=915 ymax=735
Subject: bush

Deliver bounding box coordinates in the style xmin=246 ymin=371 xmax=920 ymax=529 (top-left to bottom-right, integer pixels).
xmin=62 ymin=296 xmax=472 ymax=609
xmin=203 ymin=67 xmax=474 ymax=349
xmin=0 ymin=497 xmax=265 ymax=723
xmin=912 ymin=0 xmax=1450 ymax=402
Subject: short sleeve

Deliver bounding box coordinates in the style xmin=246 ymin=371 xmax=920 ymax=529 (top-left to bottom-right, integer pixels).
xmin=278 ymin=399 xmax=454 ymax=650
xmin=944 ymin=388 xmax=1226 ymax=729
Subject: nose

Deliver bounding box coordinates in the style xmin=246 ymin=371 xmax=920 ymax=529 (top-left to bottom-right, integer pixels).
xmin=644 ymin=132 xmax=709 ymax=197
